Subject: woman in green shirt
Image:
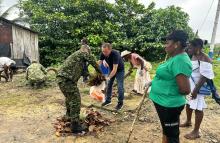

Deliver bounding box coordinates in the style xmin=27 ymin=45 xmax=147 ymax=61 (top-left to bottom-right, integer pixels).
xmin=149 ymin=30 xmax=192 ymax=143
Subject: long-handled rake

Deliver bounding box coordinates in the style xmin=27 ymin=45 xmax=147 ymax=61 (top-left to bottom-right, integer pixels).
xmin=126 ymin=83 xmax=151 ymax=143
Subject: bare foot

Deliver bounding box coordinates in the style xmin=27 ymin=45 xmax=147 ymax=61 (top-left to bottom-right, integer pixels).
xmin=180 ymin=121 xmax=192 ymax=127
xmin=184 ymin=130 xmax=201 ymax=140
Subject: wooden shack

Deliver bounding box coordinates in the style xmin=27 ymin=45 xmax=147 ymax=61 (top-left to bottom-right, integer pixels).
xmin=0 ymin=17 xmax=39 ymax=67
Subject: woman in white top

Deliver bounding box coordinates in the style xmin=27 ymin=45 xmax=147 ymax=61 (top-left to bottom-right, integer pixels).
xmin=0 ymin=57 xmax=16 ymax=81
xmin=121 ymin=50 xmax=152 ymax=95
xmin=180 ymin=38 xmax=214 ymax=140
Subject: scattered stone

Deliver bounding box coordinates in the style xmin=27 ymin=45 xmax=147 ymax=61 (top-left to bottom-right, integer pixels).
xmin=123 ymin=115 xmax=130 ymax=121
xmin=130 ymin=114 xmax=135 ymax=117
xmin=112 ymin=112 xmax=118 ymax=115
xmin=55 ymin=131 xmax=61 ymax=137
xmin=210 ymin=108 xmax=214 ymax=110
xmin=138 ymin=117 xmax=146 ymax=122
xmin=89 ymin=125 xmax=96 ymax=132
xmin=134 ymin=137 xmax=138 ymax=140
xmin=138 ymin=117 xmax=149 ymax=122
xmin=211 ymin=139 xmax=218 ymax=143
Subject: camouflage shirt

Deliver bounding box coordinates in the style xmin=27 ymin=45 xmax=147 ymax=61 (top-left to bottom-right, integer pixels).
xmin=26 ymin=63 xmax=47 ymax=81
xmin=57 ymin=50 xmax=101 ymax=82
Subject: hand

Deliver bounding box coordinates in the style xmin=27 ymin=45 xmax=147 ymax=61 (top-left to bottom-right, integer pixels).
xmin=139 ymin=70 xmax=143 ymax=76
xmin=144 ymin=81 xmax=152 ymax=90
xmin=128 ymin=68 xmax=133 ymax=72
xmin=191 ymin=89 xmax=198 ymax=99
xmin=106 ymin=77 xmax=110 ymax=81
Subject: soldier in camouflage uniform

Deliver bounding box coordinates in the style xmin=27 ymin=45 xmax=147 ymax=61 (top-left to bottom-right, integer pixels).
xmin=57 ymin=45 xmax=101 ymax=133
xmin=81 ymin=38 xmax=91 ymax=82
xmin=26 ymin=61 xmax=47 ymax=88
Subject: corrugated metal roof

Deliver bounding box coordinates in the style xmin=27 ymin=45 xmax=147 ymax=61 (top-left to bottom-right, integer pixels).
xmin=0 ymin=17 xmax=38 ymax=34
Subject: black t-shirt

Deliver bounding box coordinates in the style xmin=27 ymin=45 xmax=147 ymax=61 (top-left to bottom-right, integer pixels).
xmin=100 ymin=50 xmax=124 ymax=72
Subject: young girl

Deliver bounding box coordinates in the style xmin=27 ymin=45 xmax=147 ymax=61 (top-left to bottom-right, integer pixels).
xmin=181 ymin=38 xmax=214 ymax=140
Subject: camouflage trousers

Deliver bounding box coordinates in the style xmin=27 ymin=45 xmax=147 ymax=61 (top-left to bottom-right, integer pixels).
xmin=57 ymin=77 xmax=81 ymax=122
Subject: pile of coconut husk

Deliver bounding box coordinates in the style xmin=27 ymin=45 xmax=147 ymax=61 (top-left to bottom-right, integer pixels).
xmin=85 ymin=109 xmax=115 ymax=133
xmin=53 ymin=108 xmax=114 ymax=137
xmin=88 ymin=73 xmax=106 ymax=86
xmin=53 ymin=117 xmax=73 ymax=137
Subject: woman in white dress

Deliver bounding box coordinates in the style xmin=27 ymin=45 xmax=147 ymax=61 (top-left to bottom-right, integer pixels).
xmin=121 ymin=50 xmax=152 ymax=95
xmin=180 ymin=38 xmax=214 ymax=139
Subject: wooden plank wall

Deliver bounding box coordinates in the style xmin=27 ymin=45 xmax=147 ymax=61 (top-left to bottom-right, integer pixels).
xmin=0 ymin=20 xmax=12 ymax=44
xmin=12 ymin=25 xmax=39 ymax=61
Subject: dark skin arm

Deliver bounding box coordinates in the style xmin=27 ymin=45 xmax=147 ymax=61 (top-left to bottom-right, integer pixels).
xmin=136 ymin=57 xmax=144 ymax=70
xmin=8 ymin=67 xmax=13 ymax=81
xmin=26 ymin=68 xmax=29 ymax=80
xmin=191 ymin=53 xmax=212 ymax=99
xmin=128 ymin=62 xmax=134 ymax=72
xmin=176 ymin=74 xmax=191 ymax=95
xmin=191 ymin=76 xmax=207 ymax=99
xmin=0 ymin=71 xmax=2 ymax=81
xmin=3 ymin=65 xmax=9 ymax=82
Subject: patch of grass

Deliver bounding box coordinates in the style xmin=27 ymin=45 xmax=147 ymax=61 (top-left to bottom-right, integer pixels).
xmin=213 ymin=60 xmax=220 ymax=90
xmin=80 ymin=87 xmax=90 ymax=95
xmin=0 ymin=93 xmax=37 ymax=106
xmin=150 ymin=62 xmax=160 ymax=78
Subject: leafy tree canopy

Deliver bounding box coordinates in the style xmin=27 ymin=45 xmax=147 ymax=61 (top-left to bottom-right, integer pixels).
xmin=20 ymin=0 xmax=195 ymax=66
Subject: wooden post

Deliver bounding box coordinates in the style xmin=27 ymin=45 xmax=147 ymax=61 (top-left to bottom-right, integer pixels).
xmin=126 ymin=83 xmax=151 ymax=143
xmin=209 ymin=0 xmax=220 ymax=58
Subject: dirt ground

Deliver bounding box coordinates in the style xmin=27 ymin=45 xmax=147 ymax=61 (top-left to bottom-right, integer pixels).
xmin=0 ymin=73 xmax=220 ymax=143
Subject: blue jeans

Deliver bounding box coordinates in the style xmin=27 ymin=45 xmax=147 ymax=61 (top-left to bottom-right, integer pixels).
xmin=106 ymin=71 xmax=124 ymax=103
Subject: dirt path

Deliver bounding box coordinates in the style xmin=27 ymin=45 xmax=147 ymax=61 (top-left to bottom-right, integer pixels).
xmin=0 ymin=74 xmax=220 ymax=143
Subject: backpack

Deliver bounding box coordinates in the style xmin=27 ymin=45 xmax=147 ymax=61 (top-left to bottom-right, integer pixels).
xmin=191 ymin=60 xmax=220 ymax=105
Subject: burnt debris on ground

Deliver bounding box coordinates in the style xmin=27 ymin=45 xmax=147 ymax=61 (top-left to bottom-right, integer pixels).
xmin=53 ymin=108 xmax=115 ymax=137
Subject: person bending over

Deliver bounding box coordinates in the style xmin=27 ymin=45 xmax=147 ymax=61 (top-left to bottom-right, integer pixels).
xmin=99 ymin=43 xmax=125 ymax=110
xmin=121 ymin=50 xmax=152 ymax=95
xmin=0 ymin=57 xmax=16 ymax=82
xmin=57 ymin=45 xmax=102 ymax=134
xmin=26 ymin=61 xmax=47 ymax=88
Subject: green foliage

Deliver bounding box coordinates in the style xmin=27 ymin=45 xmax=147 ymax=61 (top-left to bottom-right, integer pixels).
xmin=20 ymin=0 xmax=195 ymax=66
xmin=213 ymin=60 xmax=220 ymax=90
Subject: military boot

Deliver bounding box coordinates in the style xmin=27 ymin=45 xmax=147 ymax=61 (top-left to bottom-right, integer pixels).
xmin=71 ymin=121 xmax=85 ymax=134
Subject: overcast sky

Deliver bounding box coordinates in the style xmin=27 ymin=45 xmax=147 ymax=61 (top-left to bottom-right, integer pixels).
xmin=2 ymin=0 xmax=220 ymax=43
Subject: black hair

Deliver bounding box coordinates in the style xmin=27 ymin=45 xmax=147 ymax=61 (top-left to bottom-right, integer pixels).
xmin=81 ymin=37 xmax=88 ymax=45
xmin=190 ymin=38 xmax=204 ymax=48
xmin=204 ymin=40 xmax=208 ymax=45
xmin=102 ymin=43 xmax=112 ymax=49
xmin=10 ymin=63 xmax=17 ymax=71
xmin=166 ymin=30 xmax=188 ymax=48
